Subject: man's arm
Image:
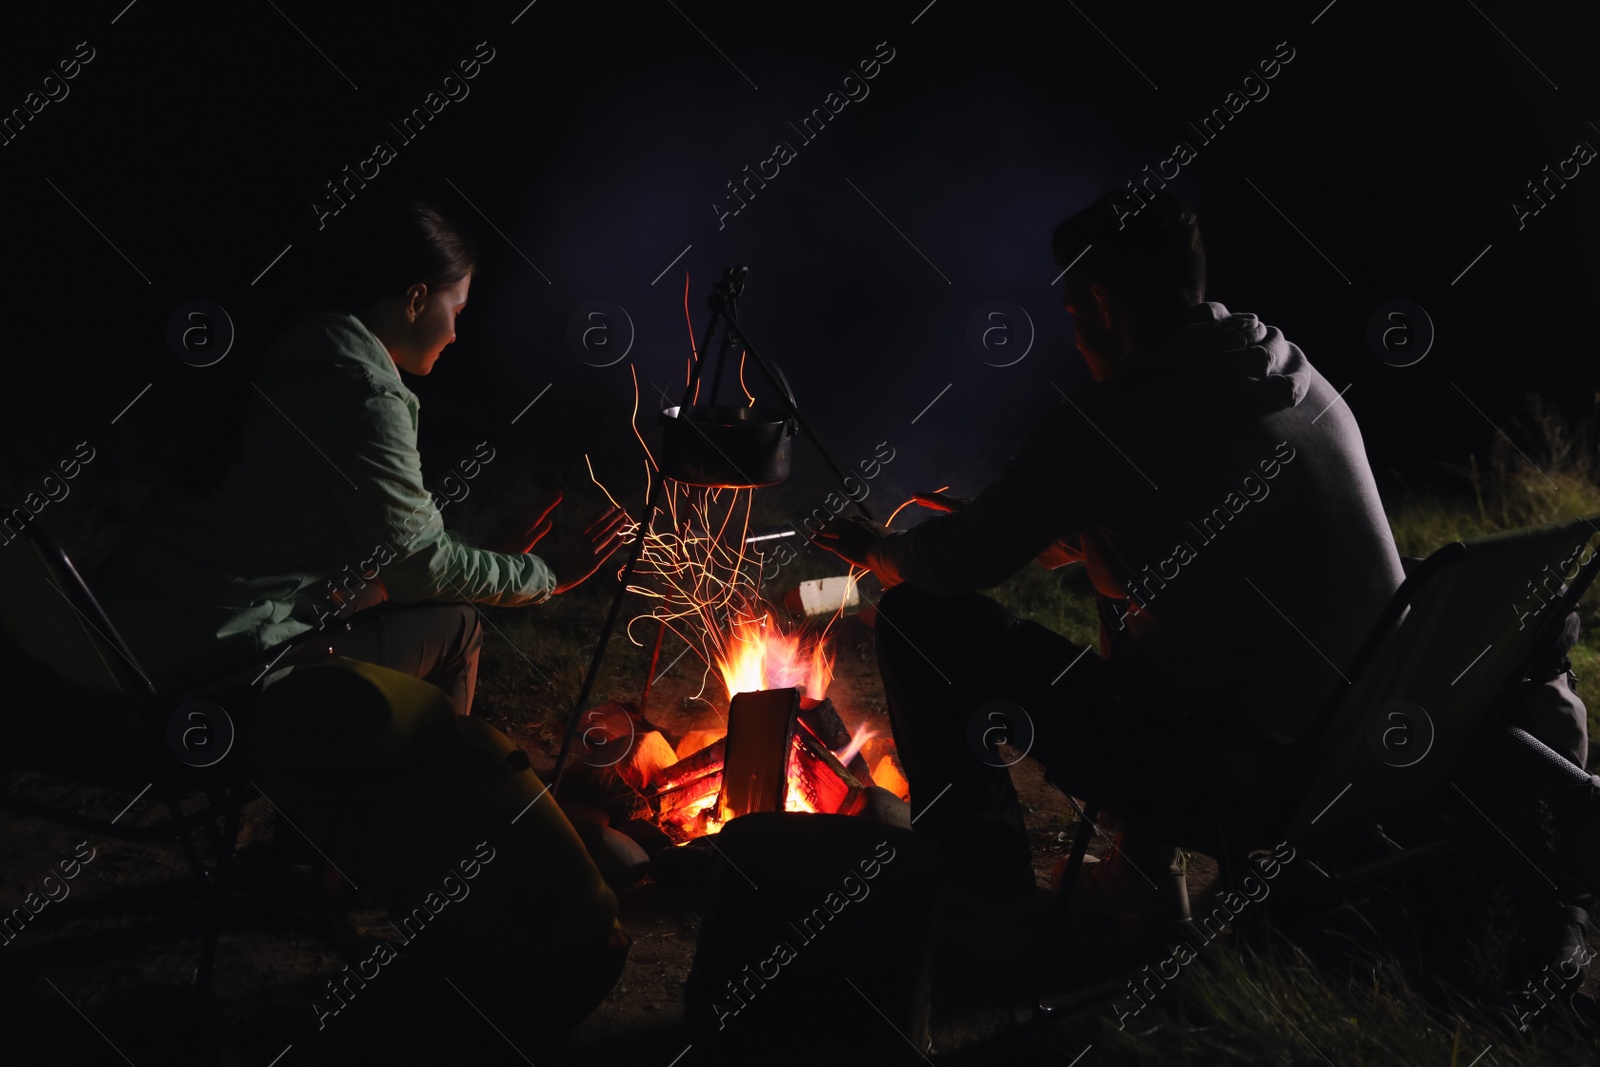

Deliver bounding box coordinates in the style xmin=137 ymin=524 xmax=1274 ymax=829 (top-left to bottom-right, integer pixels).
xmin=860 ymin=401 xmax=1145 ymax=594
xmin=1037 ymin=536 xmax=1085 ymax=569
xmin=910 ymin=491 xmax=1084 ymax=569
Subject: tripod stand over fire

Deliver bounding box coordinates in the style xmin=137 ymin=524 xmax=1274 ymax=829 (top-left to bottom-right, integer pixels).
xmin=557 ymin=268 xmax=909 ymax=840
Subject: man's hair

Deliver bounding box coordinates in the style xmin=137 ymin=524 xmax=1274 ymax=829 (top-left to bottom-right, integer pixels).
xmin=319 ymin=196 xmax=479 ymax=308
xmin=1051 ymin=189 xmax=1205 ymax=310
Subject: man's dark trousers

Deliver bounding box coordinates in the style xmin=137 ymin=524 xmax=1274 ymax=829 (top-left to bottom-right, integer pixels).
xmin=874 ymin=582 xmax=1207 ymax=895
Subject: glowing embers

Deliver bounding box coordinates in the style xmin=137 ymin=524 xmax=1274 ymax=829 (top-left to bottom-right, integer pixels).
xmin=649 ymin=692 xmax=873 ymax=841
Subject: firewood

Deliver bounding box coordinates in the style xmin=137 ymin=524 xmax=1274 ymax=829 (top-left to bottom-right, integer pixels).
xmin=797 ymin=696 xmax=851 ymax=749
xmin=674 ymin=728 xmax=726 ymax=760
xmin=657 ymin=771 xmax=721 ymax=815
xmin=860 ymin=734 xmax=899 ymax=770
xmin=614 ymin=730 xmax=678 ymax=793
xmin=790 ymin=728 xmax=863 ymax=815
xmin=870 ymin=751 xmax=910 ymax=801
xmin=717 ymin=688 xmax=799 ymax=820
xmin=652 ymin=739 xmax=725 ymax=792
xmin=557 ymin=760 xmax=654 ymax=824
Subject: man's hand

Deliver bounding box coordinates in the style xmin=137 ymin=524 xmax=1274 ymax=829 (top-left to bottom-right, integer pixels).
xmin=911 ymin=486 xmax=1079 ymax=568
xmin=811 ymin=515 xmax=886 ymax=569
xmin=910 ymin=490 xmax=970 ymax=514
xmin=536 ymin=505 xmax=630 ymax=595
xmin=1036 ymin=541 xmax=1083 ymax=569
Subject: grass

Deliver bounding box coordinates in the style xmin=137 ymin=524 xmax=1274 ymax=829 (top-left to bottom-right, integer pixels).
xmin=987 ymin=560 xmax=1103 ymax=649
xmin=1045 ymin=929 xmax=1597 ymax=1067
xmin=981 ymin=395 xmax=1600 ymax=1066
xmin=1382 ymin=395 xmax=1600 ymax=753
xmin=40 ymin=393 xmax=1600 ymax=1063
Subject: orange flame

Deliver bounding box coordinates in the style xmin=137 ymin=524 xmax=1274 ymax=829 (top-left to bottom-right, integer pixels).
xmin=833 ymin=720 xmax=877 ymax=767
xmin=714 ymin=609 xmax=834 ymax=702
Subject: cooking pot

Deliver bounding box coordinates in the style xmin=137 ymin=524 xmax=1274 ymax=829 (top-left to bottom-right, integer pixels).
xmin=658 ymin=404 xmax=795 ymax=488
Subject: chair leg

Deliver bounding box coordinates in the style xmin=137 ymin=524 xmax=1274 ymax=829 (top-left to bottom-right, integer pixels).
xmin=1034 ymin=800 xmax=1100 ymax=1006
xmin=193 ymin=793 xmax=242 ymax=996
xmin=164 ymin=795 xmax=211 ymax=887
xmin=1188 ymin=711 xmax=1242 ymax=895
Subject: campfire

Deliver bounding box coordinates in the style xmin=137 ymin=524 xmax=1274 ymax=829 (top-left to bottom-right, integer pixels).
xmin=558 ymin=266 xmax=908 ymax=843
xmin=653 ymin=612 xmax=878 ymax=840
xmin=580 ymin=608 xmax=898 ymax=842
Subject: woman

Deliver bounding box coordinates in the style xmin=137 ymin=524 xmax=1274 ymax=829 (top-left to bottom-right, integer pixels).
xmin=99 ymin=197 xmax=625 ymax=714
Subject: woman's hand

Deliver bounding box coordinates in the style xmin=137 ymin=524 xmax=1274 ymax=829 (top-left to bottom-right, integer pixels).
xmin=485 ymin=491 xmax=565 ymax=555
xmin=535 ymin=505 xmax=631 ymax=595
xmin=487 ymin=492 xmax=629 ymax=594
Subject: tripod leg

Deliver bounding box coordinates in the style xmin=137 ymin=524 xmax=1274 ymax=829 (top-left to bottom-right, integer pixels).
xmin=552 ymin=476 xmax=660 ymax=790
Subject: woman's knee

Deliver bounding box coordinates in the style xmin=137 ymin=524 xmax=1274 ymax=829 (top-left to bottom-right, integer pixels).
xmin=451 ymin=603 xmax=484 ymax=652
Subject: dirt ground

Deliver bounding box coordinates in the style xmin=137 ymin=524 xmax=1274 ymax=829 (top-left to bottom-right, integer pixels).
xmin=0 ymin=611 xmax=1215 ymax=1067
xmin=550 ymin=613 xmax=1218 ymax=1062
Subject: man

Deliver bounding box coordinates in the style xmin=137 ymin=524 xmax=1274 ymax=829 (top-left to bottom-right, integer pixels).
xmin=816 ymin=189 xmax=1405 ymax=908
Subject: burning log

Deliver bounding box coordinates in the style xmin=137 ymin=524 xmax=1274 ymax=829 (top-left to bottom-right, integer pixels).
xmin=640 ymin=689 xmax=888 ymax=841
xmin=870 ymin=752 xmax=911 ymax=802
xmin=788 ymin=728 xmax=863 ymax=817
xmin=716 ymin=688 xmax=799 ymax=822
xmin=653 ymin=738 xmax=725 ymax=792
xmin=674 ymin=728 xmax=725 ymax=760
xmin=798 ymin=696 xmax=874 ymax=785
xmin=562 ymin=568 xmax=899 ymax=840
xmin=656 ymin=772 xmax=722 ymax=817
xmin=861 ymin=735 xmax=910 ymax=800
xmin=558 ymin=701 xmax=670 ymax=823
xmin=615 ymin=730 xmax=678 ymax=793
xmin=797 ymin=696 xmax=851 ymax=748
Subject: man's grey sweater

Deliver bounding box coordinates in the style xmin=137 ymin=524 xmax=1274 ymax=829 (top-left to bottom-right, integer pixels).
xmin=867 ymin=301 xmax=1405 ymax=742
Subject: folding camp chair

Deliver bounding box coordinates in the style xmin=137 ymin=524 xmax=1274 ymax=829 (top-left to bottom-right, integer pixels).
xmin=0 ymin=520 xmax=336 ymax=994
xmin=1039 ymin=510 xmax=1600 ymax=1006
xmin=1277 ymin=511 xmax=1600 ymax=861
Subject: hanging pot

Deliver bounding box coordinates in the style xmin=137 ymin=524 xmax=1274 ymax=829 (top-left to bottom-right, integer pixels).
xmin=658 ymin=405 xmax=795 ymax=488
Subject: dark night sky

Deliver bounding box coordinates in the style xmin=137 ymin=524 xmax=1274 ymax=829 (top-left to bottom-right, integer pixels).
xmin=3 ymin=0 xmax=1598 ymax=538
